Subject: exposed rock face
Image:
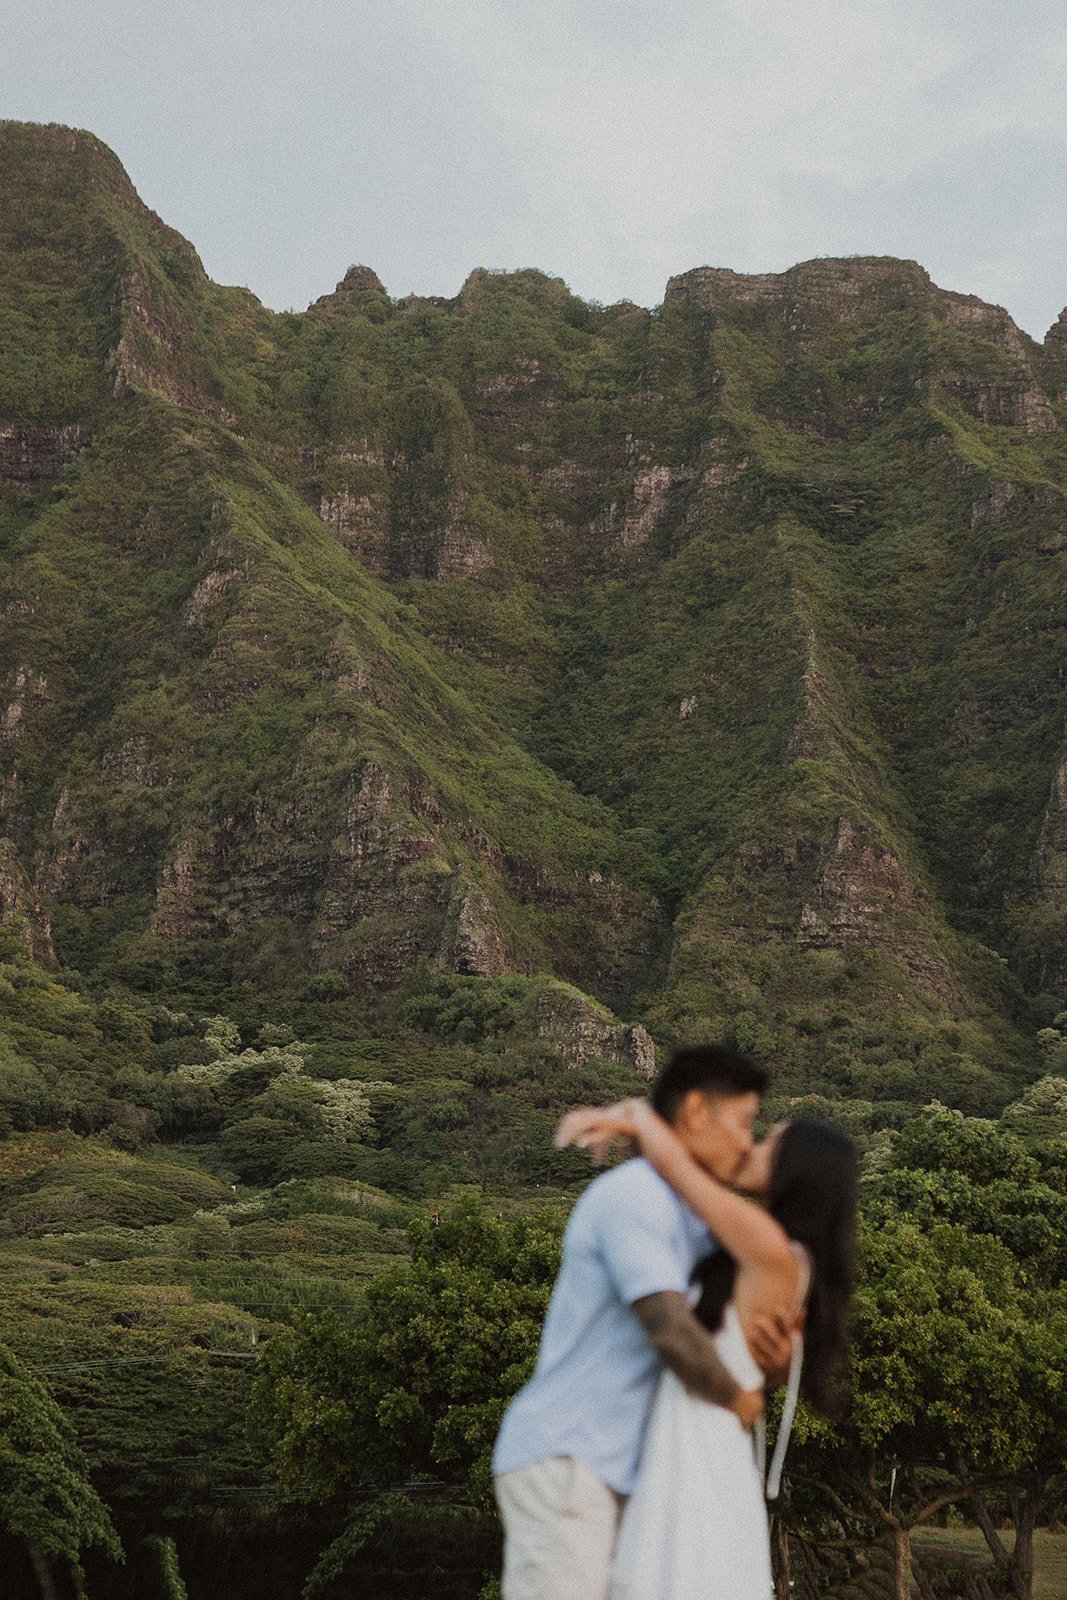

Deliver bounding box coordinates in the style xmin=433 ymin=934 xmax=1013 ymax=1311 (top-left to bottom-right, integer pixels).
xmin=686 ymin=439 xmax=750 ymax=520
xmin=796 ymin=817 xmax=956 ymax=998
xmin=1033 ymin=746 xmax=1067 ymax=898
xmin=1024 ymin=742 xmax=1067 ymax=993
xmin=0 ymin=425 xmax=84 ymax=491
xmin=151 ymin=825 xmax=235 ymax=939
xmin=535 ymin=983 xmax=655 ymax=1077
xmin=315 ymin=448 xmax=498 ymax=583
xmin=436 ymin=526 xmax=494 ymax=582
xmin=35 ymin=789 xmax=90 ymax=897
xmin=184 ymin=568 xmax=245 ymax=627
xmin=315 ymin=441 xmax=392 ymax=571
xmin=108 ymin=268 xmax=232 ymax=420
xmin=474 ymin=356 xmax=547 ymax=411
xmin=319 ymin=487 xmax=388 ymax=567
xmin=796 ymin=818 xmax=923 ymax=940
xmin=938 ymin=297 xmax=1056 ymax=435
xmin=786 ymin=625 xmax=837 ymax=764
xmin=0 ymin=838 xmax=55 ymax=965
xmin=666 ymin=257 xmax=934 ymax=324
xmin=607 ymin=464 xmax=693 ymax=552
xmin=971 ymin=479 xmax=1022 ymax=527
xmin=440 ymin=879 xmax=510 ymax=976
xmin=311 ymin=264 xmax=387 ymax=309
xmin=311 ymin=764 xmax=473 ymax=988
xmin=101 ymin=736 xmax=168 ymax=789
xmin=1 ymin=665 xmax=49 ymax=745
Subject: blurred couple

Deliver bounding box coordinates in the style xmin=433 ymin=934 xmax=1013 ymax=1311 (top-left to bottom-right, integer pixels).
xmin=492 ymin=1044 xmax=859 ymax=1600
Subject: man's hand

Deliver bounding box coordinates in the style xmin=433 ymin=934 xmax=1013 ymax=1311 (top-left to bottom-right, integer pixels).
xmin=747 ymin=1311 xmax=795 ymax=1386
xmin=729 ymin=1387 xmax=765 ymax=1430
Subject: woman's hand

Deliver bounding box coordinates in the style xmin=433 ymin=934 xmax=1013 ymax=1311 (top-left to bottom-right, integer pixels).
xmin=554 ymin=1099 xmax=650 ymax=1163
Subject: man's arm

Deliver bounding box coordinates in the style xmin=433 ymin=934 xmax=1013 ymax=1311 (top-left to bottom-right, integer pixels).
xmin=633 ymin=1291 xmax=764 ymax=1429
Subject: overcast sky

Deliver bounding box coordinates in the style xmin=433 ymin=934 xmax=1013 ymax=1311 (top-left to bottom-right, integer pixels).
xmin=4 ymin=0 xmax=1067 ymax=336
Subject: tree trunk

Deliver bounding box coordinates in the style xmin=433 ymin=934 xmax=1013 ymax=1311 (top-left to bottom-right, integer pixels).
xmin=25 ymin=1544 xmax=60 ymax=1600
xmin=971 ymin=1485 xmax=1011 ymax=1577
xmin=893 ymin=1524 xmax=913 ymax=1600
xmin=1009 ymin=1477 xmax=1043 ymax=1600
xmin=771 ymin=1513 xmax=791 ymax=1600
xmin=70 ymin=1564 xmax=87 ymax=1596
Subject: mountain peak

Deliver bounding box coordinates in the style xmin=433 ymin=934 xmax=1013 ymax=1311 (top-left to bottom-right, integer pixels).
xmin=665 ymin=256 xmax=934 ymax=318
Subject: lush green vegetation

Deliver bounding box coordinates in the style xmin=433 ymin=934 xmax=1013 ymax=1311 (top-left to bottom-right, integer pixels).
xmin=4 ymin=126 xmax=1065 ymax=1091
xmin=246 ymin=1103 xmax=1065 ymax=1600
xmin=1 ymin=121 xmax=1066 ymax=1596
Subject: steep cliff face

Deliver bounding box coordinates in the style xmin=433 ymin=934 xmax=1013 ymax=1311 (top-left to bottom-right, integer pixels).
xmin=1018 ymin=737 xmax=1067 ymax=995
xmin=1 ymin=121 xmax=1065 ymax=1103
xmin=0 ymin=838 xmax=54 ymax=965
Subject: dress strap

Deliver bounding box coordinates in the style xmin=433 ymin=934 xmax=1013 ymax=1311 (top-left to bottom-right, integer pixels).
xmin=760 ymin=1241 xmax=810 ymax=1500
xmin=765 ymin=1334 xmax=803 ymax=1500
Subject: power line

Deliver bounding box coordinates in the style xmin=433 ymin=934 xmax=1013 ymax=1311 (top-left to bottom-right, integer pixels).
xmin=35 ymin=1352 xmax=260 ymax=1372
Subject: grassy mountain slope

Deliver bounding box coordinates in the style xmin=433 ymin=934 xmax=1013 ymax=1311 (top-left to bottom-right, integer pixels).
xmin=0 ymin=125 xmax=660 ymax=1016
xmin=2 ymin=121 xmax=1066 ymax=1111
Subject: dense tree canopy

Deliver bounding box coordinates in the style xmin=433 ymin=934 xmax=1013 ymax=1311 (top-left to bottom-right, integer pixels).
xmin=0 ymin=1343 xmax=121 ymax=1596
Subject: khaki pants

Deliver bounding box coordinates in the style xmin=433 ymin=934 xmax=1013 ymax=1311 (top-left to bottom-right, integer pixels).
xmin=494 ymin=1457 xmax=625 ymax=1600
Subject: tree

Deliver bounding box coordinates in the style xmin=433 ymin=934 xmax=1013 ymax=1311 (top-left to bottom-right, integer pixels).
xmin=0 ymin=1343 xmax=122 ymax=1599
xmin=785 ymin=1108 xmax=1067 ymax=1600
xmin=250 ymin=1200 xmax=562 ymax=1593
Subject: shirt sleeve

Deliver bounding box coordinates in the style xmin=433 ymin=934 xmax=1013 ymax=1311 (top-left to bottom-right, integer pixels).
xmin=594 ymin=1167 xmax=692 ymax=1306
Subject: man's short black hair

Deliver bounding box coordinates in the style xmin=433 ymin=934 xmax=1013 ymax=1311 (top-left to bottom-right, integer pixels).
xmin=651 ymin=1043 xmax=769 ymax=1123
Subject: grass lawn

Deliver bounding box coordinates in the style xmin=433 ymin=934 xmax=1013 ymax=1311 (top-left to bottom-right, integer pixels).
xmin=912 ymin=1526 xmax=1067 ymax=1600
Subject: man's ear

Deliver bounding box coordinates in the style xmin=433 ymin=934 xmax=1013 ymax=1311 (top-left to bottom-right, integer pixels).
xmin=676 ymin=1088 xmax=707 ymax=1135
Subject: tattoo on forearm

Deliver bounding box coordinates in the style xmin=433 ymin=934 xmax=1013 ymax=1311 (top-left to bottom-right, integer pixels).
xmin=633 ymin=1291 xmax=740 ymax=1407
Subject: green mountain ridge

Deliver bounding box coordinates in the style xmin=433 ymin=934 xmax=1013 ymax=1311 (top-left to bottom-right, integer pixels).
xmin=3 ymin=119 xmax=1067 ymax=1105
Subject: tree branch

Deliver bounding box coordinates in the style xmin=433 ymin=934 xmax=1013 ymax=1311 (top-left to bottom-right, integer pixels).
xmin=955 ymin=1468 xmax=1010 ymax=1567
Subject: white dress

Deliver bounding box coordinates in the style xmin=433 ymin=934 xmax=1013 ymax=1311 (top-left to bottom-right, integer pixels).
xmin=610 ymin=1305 xmax=772 ymax=1600
xmin=611 ymin=1256 xmax=807 ymax=1600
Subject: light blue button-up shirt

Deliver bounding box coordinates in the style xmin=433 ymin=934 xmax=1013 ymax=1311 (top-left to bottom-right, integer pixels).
xmin=493 ymin=1157 xmax=712 ymax=1494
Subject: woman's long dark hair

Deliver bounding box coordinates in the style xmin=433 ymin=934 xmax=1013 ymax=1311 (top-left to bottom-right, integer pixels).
xmin=692 ymin=1118 xmax=859 ymax=1415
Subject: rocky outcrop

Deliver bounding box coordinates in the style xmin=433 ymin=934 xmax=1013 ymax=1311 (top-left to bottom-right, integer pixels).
xmin=436 ymin=526 xmax=494 ymax=582
xmin=183 ymin=567 xmax=245 ymax=627
xmin=0 ymin=838 xmax=55 ymax=965
xmin=598 ymin=464 xmax=694 ymax=552
xmin=1021 ymin=739 xmax=1067 ymax=995
xmin=535 ymin=982 xmax=655 ymax=1076
xmin=311 ymin=767 xmax=519 ymax=984
xmin=316 ymin=441 xmax=393 ymax=572
xmin=150 ymin=824 xmax=235 ymax=939
xmin=101 ymin=736 xmax=168 ymax=789
xmin=1033 ymin=744 xmax=1067 ymax=899
xmin=796 ymin=817 xmax=956 ymax=998
xmin=35 ymin=789 xmax=90 ymax=897
xmin=310 ymin=264 xmax=388 ymax=311
xmin=439 ymin=879 xmax=510 ymax=976
xmin=319 ymin=486 xmax=389 ymax=568
xmin=1 ymin=665 xmax=49 ymax=745
xmin=797 ymin=818 xmax=924 ymax=939
xmin=0 ymin=425 xmax=84 ymax=492
xmin=667 ymin=257 xmax=934 ymax=325
xmin=937 ymin=296 xmax=1056 ymax=434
